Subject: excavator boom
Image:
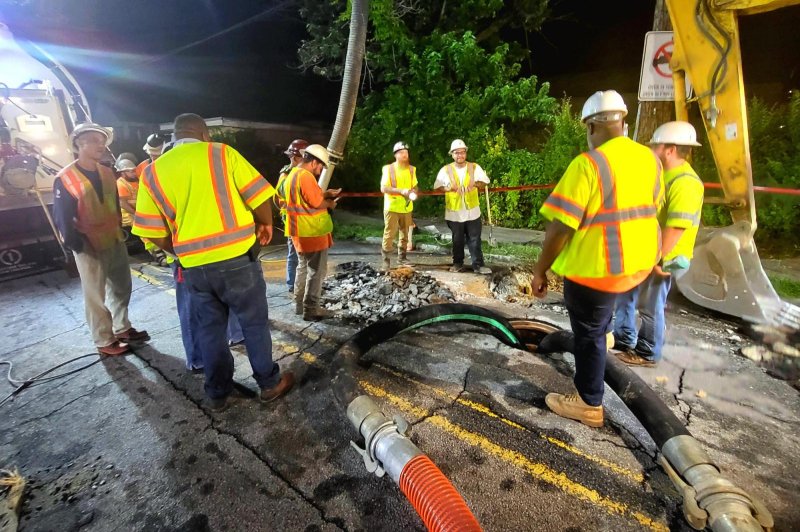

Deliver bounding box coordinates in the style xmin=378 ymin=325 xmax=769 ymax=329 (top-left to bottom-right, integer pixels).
xmin=665 ymin=0 xmax=800 ymax=328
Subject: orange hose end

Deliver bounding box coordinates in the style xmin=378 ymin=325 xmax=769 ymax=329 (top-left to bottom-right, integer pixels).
xmin=398 ymin=454 xmax=482 ymax=532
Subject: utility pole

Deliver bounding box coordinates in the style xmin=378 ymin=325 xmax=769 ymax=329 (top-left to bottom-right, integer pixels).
xmin=633 ymin=0 xmax=674 ymax=143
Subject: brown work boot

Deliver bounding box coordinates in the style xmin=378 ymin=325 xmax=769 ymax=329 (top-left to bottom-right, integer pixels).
xmin=97 ymin=340 xmax=130 ymax=357
xmin=116 ymin=327 xmax=150 ymax=343
xmin=303 ymin=307 xmax=334 ymax=321
xmin=259 ymin=371 xmax=295 ymax=403
xmin=294 ymin=301 xmax=303 ymax=316
xmin=382 ymin=257 xmax=391 ymax=271
xmin=545 ymin=393 xmax=604 ymax=428
xmin=614 ymin=350 xmax=657 ymax=368
xmin=398 ymin=254 xmax=412 ymax=266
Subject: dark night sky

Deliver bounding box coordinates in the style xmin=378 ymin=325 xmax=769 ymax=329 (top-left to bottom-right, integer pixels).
xmin=1 ymin=0 xmax=798 ymax=126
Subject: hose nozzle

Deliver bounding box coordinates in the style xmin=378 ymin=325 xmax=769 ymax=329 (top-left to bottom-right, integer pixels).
xmin=347 ymin=395 xmax=421 ymax=481
xmin=661 ymin=435 xmax=773 ymax=531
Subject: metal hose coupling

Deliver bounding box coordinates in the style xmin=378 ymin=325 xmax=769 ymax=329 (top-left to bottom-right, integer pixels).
xmin=660 ymin=435 xmax=773 ymax=531
xmin=347 ymin=395 xmax=422 ymax=481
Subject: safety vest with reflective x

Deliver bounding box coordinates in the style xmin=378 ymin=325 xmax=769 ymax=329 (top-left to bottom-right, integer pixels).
xmin=132 ymin=141 xmax=273 ymax=268
xmin=444 ymin=162 xmax=479 ymax=213
xmin=540 ymin=136 xmax=663 ymax=292
xmin=284 ymin=167 xmax=333 ymax=238
xmin=384 ymin=163 xmax=416 ymax=213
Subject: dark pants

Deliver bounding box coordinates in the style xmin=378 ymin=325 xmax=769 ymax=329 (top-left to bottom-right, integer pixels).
xmin=563 ymin=279 xmax=619 ymax=407
xmin=183 ymin=254 xmax=280 ymax=399
xmin=447 ymin=217 xmax=485 ymax=269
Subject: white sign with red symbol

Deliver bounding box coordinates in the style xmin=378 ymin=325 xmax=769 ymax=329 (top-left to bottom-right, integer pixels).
xmin=638 ymin=31 xmax=692 ymax=102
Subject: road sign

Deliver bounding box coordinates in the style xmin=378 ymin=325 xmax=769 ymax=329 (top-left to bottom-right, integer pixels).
xmin=638 ymin=31 xmax=692 ymax=102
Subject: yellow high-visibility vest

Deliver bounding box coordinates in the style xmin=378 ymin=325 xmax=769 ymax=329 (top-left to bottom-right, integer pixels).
xmin=59 ymin=161 xmax=122 ymax=251
xmin=540 ymin=136 xmax=664 ymax=291
xmin=133 ymin=142 xmax=274 ymax=267
xmin=661 ymin=161 xmax=704 ymax=261
xmin=444 ymin=163 xmax=479 ymax=212
xmin=382 ymin=163 xmax=417 ymax=213
xmin=284 ymin=167 xmax=333 ymax=237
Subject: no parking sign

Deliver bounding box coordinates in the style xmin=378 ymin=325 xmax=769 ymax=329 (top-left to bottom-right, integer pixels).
xmin=638 ymin=31 xmax=692 ymax=101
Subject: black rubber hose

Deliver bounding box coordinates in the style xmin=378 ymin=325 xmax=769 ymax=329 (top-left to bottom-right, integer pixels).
xmin=534 ymin=328 xmax=690 ymax=446
xmin=330 ymin=303 xmax=524 ymax=408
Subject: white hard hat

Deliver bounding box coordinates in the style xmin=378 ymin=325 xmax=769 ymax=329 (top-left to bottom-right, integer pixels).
xmin=304 ymin=144 xmax=330 ymax=167
xmin=449 ymin=139 xmax=467 ymax=154
xmin=114 ymin=153 xmax=138 ymax=171
xmin=649 ymin=121 xmax=702 ymax=146
xmin=70 ymin=122 xmax=113 ymax=147
xmin=580 ymin=90 xmax=628 ymax=123
xmin=393 ymin=141 xmax=409 ymax=153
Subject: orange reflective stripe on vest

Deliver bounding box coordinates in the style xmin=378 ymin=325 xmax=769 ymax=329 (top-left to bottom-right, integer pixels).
xmin=141 ymin=164 xmax=177 ymax=226
xmin=59 ymin=162 xmax=122 ymax=251
xmin=581 ymin=149 xmax=659 ymax=276
xmin=284 ymin=167 xmax=333 ymax=238
xmin=388 ymin=163 xmax=416 ymax=195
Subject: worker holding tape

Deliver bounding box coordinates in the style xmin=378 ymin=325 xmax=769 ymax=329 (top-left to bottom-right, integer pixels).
xmin=380 ymin=141 xmax=418 ymax=271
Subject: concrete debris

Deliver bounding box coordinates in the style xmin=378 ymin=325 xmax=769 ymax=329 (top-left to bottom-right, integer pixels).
xmin=488 ymin=267 xmax=563 ymax=306
xmin=695 ymin=390 xmax=707 ymax=399
xmin=655 ymin=376 xmax=669 ymax=386
xmin=322 ymin=261 xmax=455 ymax=324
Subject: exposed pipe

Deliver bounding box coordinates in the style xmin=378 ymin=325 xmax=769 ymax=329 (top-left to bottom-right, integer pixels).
xmin=318 ymin=0 xmax=369 ymax=191
xmin=532 ymin=325 xmax=773 ymax=531
xmin=332 ymin=304 xmax=525 ymax=532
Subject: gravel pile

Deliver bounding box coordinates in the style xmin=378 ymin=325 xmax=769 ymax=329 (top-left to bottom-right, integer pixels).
xmin=322 ymin=261 xmax=455 ymax=323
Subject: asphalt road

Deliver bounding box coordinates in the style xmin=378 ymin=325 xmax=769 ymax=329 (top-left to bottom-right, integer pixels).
xmin=1 ymin=242 xmax=798 ymax=531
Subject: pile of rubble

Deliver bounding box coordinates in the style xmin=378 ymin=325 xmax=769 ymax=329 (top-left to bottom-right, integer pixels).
xmin=739 ymin=323 xmax=800 ymax=390
xmin=322 ymin=261 xmax=455 ymax=323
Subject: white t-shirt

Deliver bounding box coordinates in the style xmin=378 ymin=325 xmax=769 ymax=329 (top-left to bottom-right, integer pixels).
xmin=434 ymin=163 xmax=490 ymax=222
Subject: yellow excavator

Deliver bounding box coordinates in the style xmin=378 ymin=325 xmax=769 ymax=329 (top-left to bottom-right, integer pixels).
xmin=666 ymin=0 xmax=800 ymax=329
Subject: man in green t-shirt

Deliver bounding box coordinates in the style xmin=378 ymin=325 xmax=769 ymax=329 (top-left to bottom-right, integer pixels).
xmin=613 ymin=121 xmax=705 ymax=367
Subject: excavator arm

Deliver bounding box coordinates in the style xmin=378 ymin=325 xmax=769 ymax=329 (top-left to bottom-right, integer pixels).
xmin=664 ymin=0 xmax=800 ymax=328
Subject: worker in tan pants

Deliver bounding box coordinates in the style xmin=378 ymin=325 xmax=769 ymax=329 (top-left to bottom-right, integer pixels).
xmin=380 ymin=141 xmax=418 ymax=271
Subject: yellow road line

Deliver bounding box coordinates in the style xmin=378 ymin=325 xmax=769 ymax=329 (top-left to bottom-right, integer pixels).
xmin=374 ymin=363 xmax=644 ymax=484
xmin=360 ymin=380 xmax=667 ymax=532
xmin=130 ymin=268 xmax=167 ymax=288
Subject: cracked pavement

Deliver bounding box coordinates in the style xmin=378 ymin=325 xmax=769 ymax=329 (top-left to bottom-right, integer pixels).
xmin=1 ymin=241 xmax=799 ymax=531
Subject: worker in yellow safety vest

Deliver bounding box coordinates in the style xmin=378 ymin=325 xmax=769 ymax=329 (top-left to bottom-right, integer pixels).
xmin=532 ymin=90 xmax=664 ymax=428
xmin=132 ymin=113 xmax=294 ymax=412
xmin=613 ymin=121 xmax=705 ymax=367
xmin=433 ymin=139 xmax=491 ymax=274
xmin=137 ymin=134 xmax=169 ymax=266
xmin=380 ymin=141 xmax=418 ymax=270
xmin=283 ymin=144 xmax=341 ymax=321
xmin=52 ymin=123 xmax=149 ymax=356
xmin=275 ymin=138 xmax=309 ymax=293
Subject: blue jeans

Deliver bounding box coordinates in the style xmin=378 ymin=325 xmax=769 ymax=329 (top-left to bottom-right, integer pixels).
xmin=183 ymin=254 xmax=280 ymax=399
xmin=563 ymin=279 xmax=618 ymax=407
xmin=171 ymin=262 xmax=203 ymax=370
xmin=613 ymin=271 xmax=672 ymax=361
xmin=172 ymin=262 xmax=245 ymax=367
xmin=286 ymin=237 xmax=299 ymax=291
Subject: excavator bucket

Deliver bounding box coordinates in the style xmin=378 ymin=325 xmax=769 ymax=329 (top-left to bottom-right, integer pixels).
xmin=674 ymin=221 xmax=800 ymax=329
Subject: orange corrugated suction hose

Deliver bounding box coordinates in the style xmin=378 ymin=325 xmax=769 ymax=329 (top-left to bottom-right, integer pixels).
xmin=399 ymin=454 xmax=482 ymax=532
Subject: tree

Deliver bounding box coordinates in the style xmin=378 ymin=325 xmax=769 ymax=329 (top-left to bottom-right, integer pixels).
xmin=297 ymin=0 xmax=583 ymax=227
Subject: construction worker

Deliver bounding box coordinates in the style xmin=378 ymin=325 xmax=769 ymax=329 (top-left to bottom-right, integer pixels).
xmin=433 ymin=139 xmax=492 ymax=274
xmin=532 ymin=90 xmax=663 ymax=428
xmin=132 ymin=113 xmax=293 ymax=411
xmin=115 ymin=152 xmax=139 ymax=229
xmin=613 ymin=121 xmax=704 ymax=367
xmin=275 ymin=138 xmax=309 ymax=293
xmin=137 ymin=134 xmax=169 ymax=266
xmin=284 ymin=144 xmax=341 ymax=321
xmin=53 ymin=123 xmax=149 ymax=356
xmin=380 ymin=141 xmax=418 ymax=270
